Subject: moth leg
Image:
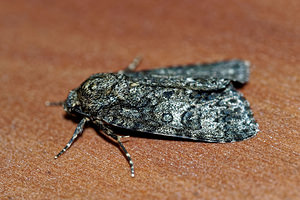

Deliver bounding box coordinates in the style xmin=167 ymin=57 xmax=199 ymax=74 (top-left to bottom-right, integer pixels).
xmin=118 ymin=56 xmax=143 ymax=74
xmin=45 ymin=101 xmax=64 ymax=106
xmin=102 ymin=126 xmax=135 ymax=177
xmin=117 ymin=135 xmax=135 ymax=177
xmin=54 ymin=117 xmax=89 ymax=159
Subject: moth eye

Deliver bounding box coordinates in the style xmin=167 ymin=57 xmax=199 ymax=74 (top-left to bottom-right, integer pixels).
xmin=229 ymin=99 xmax=237 ymax=104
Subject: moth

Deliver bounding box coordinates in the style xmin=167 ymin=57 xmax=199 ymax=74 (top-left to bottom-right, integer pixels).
xmin=47 ymin=57 xmax=259 ymax=177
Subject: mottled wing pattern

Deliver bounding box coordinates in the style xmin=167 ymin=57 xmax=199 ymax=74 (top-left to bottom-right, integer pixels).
xmin=102 ymin=82 xmax=258 ymax=143
xmin=124 ymin=73 xmax=230 ymax=91
xmin=130 ymin=59 xmax=250 ymax=84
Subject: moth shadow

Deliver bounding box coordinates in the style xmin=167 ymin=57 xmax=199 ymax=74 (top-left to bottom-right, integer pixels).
xmin=64 ymin=114 xmax=82 ymax=124
xmin=233 ymin=81 xmax=246 ymax=89
xmin=109 ymin=126 xmax=201 ymax=143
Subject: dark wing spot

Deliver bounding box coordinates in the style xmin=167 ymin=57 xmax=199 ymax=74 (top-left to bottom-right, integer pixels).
xmin=162 ymin=91 xmax=174 ymax=99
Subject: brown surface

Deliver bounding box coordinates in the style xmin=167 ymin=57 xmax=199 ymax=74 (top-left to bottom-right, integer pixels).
xmin=0 ymin=0 xmax=299 ymax=199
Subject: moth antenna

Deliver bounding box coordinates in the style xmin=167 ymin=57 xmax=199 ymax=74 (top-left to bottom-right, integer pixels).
xmin=118 ymin=55 xmax=143 ymax=74
xmin=45 ymin=101 xmax=64 ymax=106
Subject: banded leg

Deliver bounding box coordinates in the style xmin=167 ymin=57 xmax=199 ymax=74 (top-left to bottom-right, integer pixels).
xmin=118 ymin=56 xmax=143 ymax=74
xmin=117 ymin=135 xmax=135 ymax=177
xmin=54 ymin=117 xmax=89 ymax=159
xmin=103 ymin=126 xmax=135 ymax=177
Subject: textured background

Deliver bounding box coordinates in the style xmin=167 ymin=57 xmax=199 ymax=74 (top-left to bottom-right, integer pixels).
xmin=0 ymin=0 xmax=299 ymax=199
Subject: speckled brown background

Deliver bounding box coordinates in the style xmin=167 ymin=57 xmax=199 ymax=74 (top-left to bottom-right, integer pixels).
xmin=0 ymin=0 xmax=299 ymax=199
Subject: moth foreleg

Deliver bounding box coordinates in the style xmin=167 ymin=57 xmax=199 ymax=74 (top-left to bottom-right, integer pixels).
xmin=54 ymin=117 xmax=89 ymax=159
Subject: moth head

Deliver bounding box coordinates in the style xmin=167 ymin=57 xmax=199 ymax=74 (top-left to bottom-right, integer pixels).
xmin=63 ymin=90 xmax=82 ymax=116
